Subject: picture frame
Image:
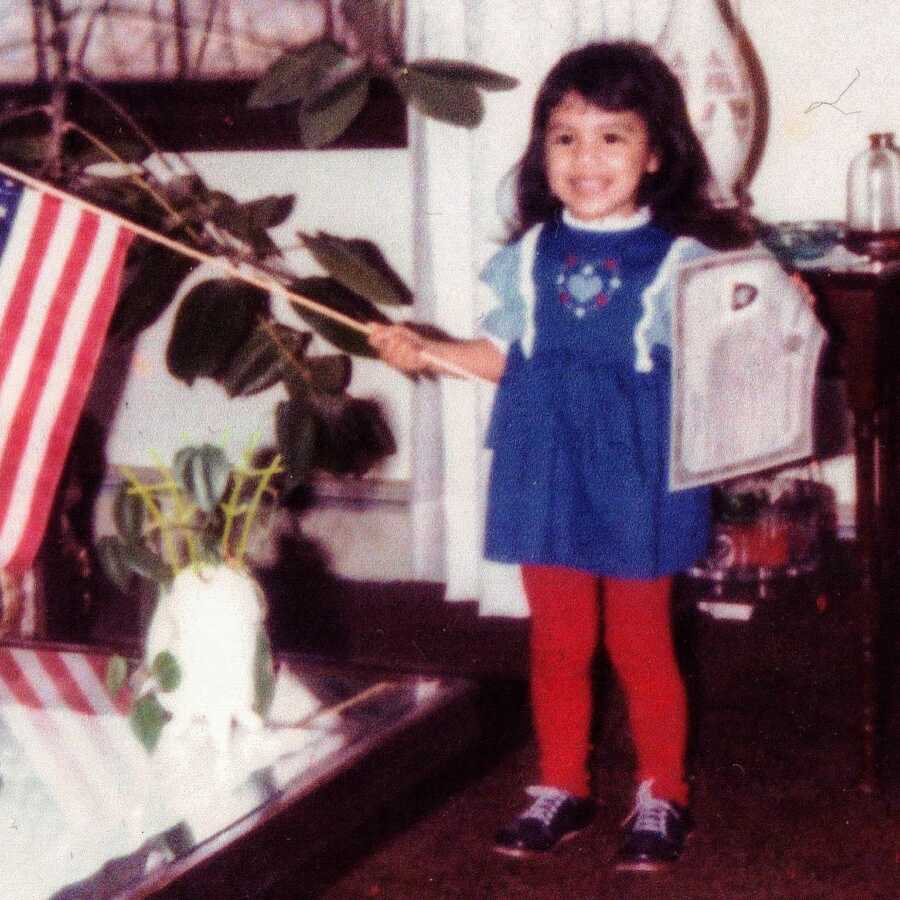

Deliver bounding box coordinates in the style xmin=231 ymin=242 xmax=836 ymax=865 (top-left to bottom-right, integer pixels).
xmin=669 ymin=250 xmax=827 ymax=489
xmin=0 ymin=0 xmax=407 ymax=151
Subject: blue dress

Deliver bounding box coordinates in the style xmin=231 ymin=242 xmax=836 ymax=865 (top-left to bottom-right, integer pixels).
xmin=482 ymin=218 xmax=711 ymax=579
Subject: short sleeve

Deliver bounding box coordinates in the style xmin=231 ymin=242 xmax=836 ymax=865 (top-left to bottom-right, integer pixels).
xmin=634 ymin=237 xmax=710 ymax=371
xmin=477 ymin=241 xmax=526 ymax=350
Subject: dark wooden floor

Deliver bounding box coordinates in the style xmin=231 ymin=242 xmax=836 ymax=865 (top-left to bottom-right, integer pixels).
xmin=304 ymin=545 xmax=900 ymax=900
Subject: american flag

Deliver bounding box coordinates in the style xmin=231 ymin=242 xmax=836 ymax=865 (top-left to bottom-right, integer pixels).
xmin=0 ymin=175 xmax=134 ymax=574
xmin=0 ymin=645 xmax=141 ymax=827
xmin=0 ymin=645 xmax=152 ymax=897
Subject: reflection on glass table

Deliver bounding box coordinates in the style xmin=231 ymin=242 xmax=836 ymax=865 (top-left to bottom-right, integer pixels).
xmin=0 ymin=643 xmax=476 ymax=899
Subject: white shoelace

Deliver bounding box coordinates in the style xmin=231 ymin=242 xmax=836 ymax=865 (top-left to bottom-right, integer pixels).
xmin=624 ymin=780 xmax=675 ymax=836
xmin=521 ymin=785 xmax=572 ymax=826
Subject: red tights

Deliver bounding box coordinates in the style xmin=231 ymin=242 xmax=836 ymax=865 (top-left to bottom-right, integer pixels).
xmin=521 ymin=564 xmax=689 ymax=805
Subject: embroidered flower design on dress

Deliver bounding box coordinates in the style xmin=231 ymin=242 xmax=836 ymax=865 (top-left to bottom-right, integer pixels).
xmin=557 ymin=255 xmax=622 ymax=319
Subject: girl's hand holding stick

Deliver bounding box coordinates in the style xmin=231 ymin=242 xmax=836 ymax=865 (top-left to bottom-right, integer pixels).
xmin=368 ymin=323 xmax=506 ymax=383
xmin=368 ymin=323 xmax=433 ymax=374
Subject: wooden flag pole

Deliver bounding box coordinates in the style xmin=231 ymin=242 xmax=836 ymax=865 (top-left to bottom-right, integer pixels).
xmin=0 ymin=159 xmax=480 ymax=380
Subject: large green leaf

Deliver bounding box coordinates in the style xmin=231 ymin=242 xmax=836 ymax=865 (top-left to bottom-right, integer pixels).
xmin=166 ymin=279 xmax=269 ymax=385
xmin=97 ymin=535 xmax=134 ymax=593
xmin=161 ymin=174 xmax=209 ymax=204
xmin=240 ymin=194 xmax=296 ymax=230
xmin=276 ymin=400 xmax=317 ymax=492
xmin=110 ymin=242 xmax=198 ymax=340
xmin=68 ymin=139 xmax=149 ymax=169
xmin=340 ymin=0 xmax=393 ymax=25
xmin=395 ymin=67 xmax=483 ymax=127
xmin=172 ymin=444 xmax=231 ymax=513
xmin=406 ymin=59 xmax=519 ymax=91
xmin=300 ymin=71 xmax=372 ymax=148
xmin=150 ymin=651 xmax=182 ymax=693
xmin=304 ymin=354 xmax=353 ymax=394
xmin=248 ymin=40 xmax=347 ymax=109
xmin=405 ymin=321 xmax=455 ymax=342
xmin=220 ymin=324 xmax=314 ymax=399
xmin=74 ymin=175 xmax=157 ymax=220
xmin=300 ymin=232 xmax=412 ymax=307
xmin=206 ymin=192 xmax=242 ymax=229
xmin=113 ymin=482 xmax=145 ymax=543
xmin=0 ymin=135 xmax=54 ymax=165
xmin=106 ymin=655 xmax=129 ymax=697
xmin=208 ymin=193 xmax=292 ymax=257
xmin=339 ymin=0 xmax=398 ymax=57
xmin=306 ymin=393 xmax=396 ymax=476
xmin=288 ymin=276 xmax=389 ymax=358
xmin=119 ymin=543 xmax=174 ymax=587
xmin=279 ymin=351 xmax=351 ymax=399
xmin=130 ymin=694 xmax=169 ymax=752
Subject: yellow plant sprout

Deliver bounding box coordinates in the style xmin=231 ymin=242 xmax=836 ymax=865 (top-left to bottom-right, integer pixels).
xmin=117 ymin=445 xmax=284 ymax=575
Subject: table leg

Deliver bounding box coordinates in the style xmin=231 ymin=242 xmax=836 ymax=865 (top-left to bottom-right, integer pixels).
xmin=853 ymin=414 xmax=880 ymax=792
xmin=879 ymin=393 xmax=900 ymax=779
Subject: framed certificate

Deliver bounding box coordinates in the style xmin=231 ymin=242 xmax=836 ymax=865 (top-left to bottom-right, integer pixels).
xmin=670 ymin=250 xmax=827 ymax=490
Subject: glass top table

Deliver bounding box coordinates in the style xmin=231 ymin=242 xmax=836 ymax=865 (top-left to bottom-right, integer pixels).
xmin=0 ymin=641 xmax=478 ymax=899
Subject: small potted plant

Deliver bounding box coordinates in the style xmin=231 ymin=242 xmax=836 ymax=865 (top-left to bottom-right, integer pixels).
xmin=100 ymin=444 xmax=285 ymax=753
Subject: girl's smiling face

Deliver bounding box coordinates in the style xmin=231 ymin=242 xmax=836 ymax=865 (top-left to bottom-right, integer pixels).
xmin=544 ymin=91 xmax=659 ymax=222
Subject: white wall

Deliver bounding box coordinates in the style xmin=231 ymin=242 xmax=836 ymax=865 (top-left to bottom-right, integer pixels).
xmin=741 ymin=0 xmax=899 ymax=223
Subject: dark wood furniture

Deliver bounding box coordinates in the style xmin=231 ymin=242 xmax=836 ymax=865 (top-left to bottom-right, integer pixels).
xmin=801 ymin=260 xmax=900 ymax=792
xmin=0 ymin=78 xmax=407 ymax=151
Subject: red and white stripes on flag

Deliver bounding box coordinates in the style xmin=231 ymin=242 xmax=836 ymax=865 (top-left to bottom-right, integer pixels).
xmin=0 ymin=646 xmax=144 ymax=832
xmin=0 ymin=175 xmax=134 ymax=574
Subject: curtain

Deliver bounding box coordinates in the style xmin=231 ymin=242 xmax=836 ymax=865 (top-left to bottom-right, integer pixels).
xmin=405 ymin=0 xmax=678 ymax=615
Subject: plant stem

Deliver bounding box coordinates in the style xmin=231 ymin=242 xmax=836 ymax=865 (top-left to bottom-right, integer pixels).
xmin=150 ymin=452 xmax=202 ymax=568
xmin=45 ymin=0 xmax=69 ymax=180
xmin=166 ymin=475 xmax=201 ymax=568
xmin=73 ymin=78 xmax=194 ymax=178
xmin=121 ymin=465 xmax=182 ymax=572
xmin=64 ymin=120 xmax=204 ymax=244
xmin=30 ymin=0 xmax=48 ymax=80
xmin=219 ymin=467 xmax=249 ymax=561
xmin=258 ymin=317 xmax=312 ymax=385
xmin=234 ymin=454 xmax=283 ymax=565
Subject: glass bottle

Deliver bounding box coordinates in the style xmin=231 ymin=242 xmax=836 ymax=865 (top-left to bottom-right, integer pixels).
xmin=845 ymin=133 xmax=900 ymax=260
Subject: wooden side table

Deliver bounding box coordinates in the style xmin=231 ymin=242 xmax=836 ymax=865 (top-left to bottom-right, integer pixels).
xmin=801 ymin=260 xmax=900 ymax=792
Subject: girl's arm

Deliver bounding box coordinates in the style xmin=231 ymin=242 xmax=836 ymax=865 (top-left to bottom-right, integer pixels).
xmin=368 ymin=323 xmax=507 ymax=383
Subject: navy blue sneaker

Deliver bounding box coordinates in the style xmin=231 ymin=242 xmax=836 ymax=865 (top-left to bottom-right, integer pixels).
xmin=615 ymin=780 xmax=693 ymax=872
xmin=493 ymin=785 xmax=595 ymax=858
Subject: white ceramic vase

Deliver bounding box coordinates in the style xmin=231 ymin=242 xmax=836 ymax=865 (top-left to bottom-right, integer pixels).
xmin=144 ymin=563 xmax=269 ymax=751
xmin=655 ymin=0 xmax=758 ymax=207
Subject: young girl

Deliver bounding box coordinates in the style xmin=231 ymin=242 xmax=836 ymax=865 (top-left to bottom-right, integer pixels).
xmin=370 ymin=41 xmax=755 ymax=872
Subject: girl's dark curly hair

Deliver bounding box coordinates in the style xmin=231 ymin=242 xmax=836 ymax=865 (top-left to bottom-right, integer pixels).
xmin=512 ymin=41 xmax=754 ymax=249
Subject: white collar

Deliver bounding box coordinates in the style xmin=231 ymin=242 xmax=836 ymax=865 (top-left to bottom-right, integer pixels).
xmin=561 ymin=206 xmax=652 ymax=232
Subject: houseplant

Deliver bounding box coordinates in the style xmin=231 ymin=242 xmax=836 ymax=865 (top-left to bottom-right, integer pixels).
xmin=0 ymin=0 xmax=518 ymax=495
xmin=101 ymin=443 xmax=290 ymax=751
